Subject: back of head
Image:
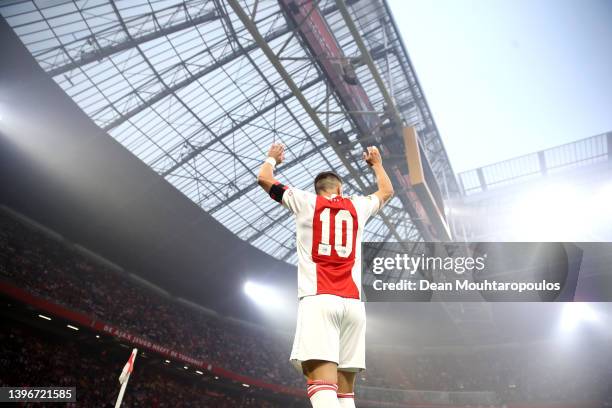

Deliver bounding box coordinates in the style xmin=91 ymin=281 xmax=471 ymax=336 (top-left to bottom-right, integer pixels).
xmin=314 ymin=171 xmax=342 ymax=195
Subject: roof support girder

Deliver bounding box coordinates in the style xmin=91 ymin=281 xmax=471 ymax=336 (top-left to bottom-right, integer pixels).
xmin=102 ymin=31 xmax=278 ymax=132
xmin=100 ymin=2 xmax=342 ymax=132
xmin=335 ymin=0 xmax=402 ymax=126
xmin=160 ymin=75 xmax=324 ymax=177
xmin=48 ymin=8 xmax=219 ymax=77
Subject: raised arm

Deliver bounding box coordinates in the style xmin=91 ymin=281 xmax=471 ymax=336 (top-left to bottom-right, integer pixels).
xmin=257 ymin=143 xmax=285 ymax=193
xmin=363 ymin=146 xmax=394 ymax=205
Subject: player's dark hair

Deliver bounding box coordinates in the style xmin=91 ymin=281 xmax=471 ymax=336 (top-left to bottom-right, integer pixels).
xmin=314 ymin=171 xmax=342 ymax=194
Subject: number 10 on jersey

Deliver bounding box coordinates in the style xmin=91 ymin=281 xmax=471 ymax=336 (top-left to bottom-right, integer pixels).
xmin=317 ymin=208 xmax=354 ymax=258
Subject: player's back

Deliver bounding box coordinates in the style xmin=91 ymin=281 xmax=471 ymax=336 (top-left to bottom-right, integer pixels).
xmin=281 ymin=188 xmax=381 ymax=300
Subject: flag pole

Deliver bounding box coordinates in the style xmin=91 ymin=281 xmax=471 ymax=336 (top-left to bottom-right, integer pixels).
xmin=115 ymin=348 xmax=138 ymax=408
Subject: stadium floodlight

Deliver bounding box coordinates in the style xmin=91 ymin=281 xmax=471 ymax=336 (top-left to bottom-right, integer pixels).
xmin=244 ymin=281 xmax=285 ymax=308
xmin=561 ymin=303 xmax=598 ymax=331
xmin=66 ymin=324 xmax=79 ymax=331
xmin=195 ymin=370 xmax=203 ymax=375
xmin=164 ymin=360 xmax=170 ymax=364
xmin=38 ymin=314 xmax=51 ymax=321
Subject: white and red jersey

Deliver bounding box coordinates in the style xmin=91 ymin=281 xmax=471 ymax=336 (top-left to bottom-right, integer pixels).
xmin=280 ymin=188 xmax=381 ymax=300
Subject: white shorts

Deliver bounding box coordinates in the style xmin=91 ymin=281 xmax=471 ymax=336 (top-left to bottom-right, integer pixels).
xmin=290 ymin=294 xmax=366 ymax=372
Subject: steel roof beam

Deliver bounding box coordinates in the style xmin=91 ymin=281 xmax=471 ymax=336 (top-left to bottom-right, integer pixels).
xmin=335 ymin=0 xmax=402 ymax=127
xmin=109 ymin=2 xmax=257 ymax=183
xmin=101 ymin=30 xmax=280 ymax=132
xmin=100 ymin=3 xmax=342 ymax=132
xmin=48 ymin=8 xmax=219 ymax=77
xmin=160 ymin=74 xmax=323 ymax=177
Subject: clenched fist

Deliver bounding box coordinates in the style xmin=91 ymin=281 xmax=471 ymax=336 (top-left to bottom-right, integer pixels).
xmin=267 ymin=143 xmax=285 ymax=164
xmin=363 ymin=146 xmax=382 ymax=167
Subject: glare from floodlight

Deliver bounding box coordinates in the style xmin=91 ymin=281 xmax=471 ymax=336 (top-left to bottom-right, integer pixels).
xmin=511 ymin=183 xmax=582 ymax=241
xmin=593 ymin=184 xmax=612 ymax=220
xmin=66 ymin=324 xmax=79 ymax=331
xmin=244 ymin=281 xmax=285 ymax=308
xmin=561 ymin=303 xmax=598 ymax=331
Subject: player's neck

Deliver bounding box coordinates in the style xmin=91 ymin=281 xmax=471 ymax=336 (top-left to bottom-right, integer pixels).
xmin=318 ymin=191 xmax=340 ymax=199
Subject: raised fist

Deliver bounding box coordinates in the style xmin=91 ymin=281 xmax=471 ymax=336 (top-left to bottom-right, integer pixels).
xmin=267 ymin=143 xmax=285 ymax=164
xmin=363 ymin=146 xmax=382 ymax=167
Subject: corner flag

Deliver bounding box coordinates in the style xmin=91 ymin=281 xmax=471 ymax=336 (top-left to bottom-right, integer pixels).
xmin=115 ymin=348 xmax=138 ymax=408
xmin=119 ymin=348 xmax=137 ymax=384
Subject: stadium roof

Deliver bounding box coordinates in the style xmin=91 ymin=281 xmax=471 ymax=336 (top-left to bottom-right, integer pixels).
xmin=1 ymin=0 xmax=458 ymax=262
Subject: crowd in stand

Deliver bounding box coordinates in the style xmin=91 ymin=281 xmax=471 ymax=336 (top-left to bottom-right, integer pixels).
xmin=0 ymin=325 xmax=302 ymax=407
xmin=0 ymin=213 xmax=303 ymax=388
xmin=1 ymin=211 xmax=610 ymax=406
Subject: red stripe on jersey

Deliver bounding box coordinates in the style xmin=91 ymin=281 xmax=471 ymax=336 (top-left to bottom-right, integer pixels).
xmin=311 ymin=195 xmax=359 ymax=299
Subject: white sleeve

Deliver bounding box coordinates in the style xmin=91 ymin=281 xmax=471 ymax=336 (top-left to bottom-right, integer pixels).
xmin=281 ymin=187 xmax=312 ymax=215
xmin=352 ymin=194 xmax=382 ymax=221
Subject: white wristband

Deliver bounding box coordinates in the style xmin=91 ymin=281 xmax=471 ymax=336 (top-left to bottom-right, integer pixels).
xmin=265 ymin=157 xmax=277 ymax=169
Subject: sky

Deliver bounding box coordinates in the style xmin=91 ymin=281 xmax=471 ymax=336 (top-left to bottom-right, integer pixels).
xmin=387 ymin=0 xmax=612 ymax=173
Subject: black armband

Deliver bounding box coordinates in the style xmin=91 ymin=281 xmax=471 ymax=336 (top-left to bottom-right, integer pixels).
xmin=269 ymin=182 xmax=288 ymax=203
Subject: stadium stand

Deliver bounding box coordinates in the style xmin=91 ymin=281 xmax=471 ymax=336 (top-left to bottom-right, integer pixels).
xmin=0 ymin=209 xmax=303 ymax=388
xmin=1 ymin=208 xmax=609 ymax=407
xmin=0 ymin=323 xmax=297 ymax=407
